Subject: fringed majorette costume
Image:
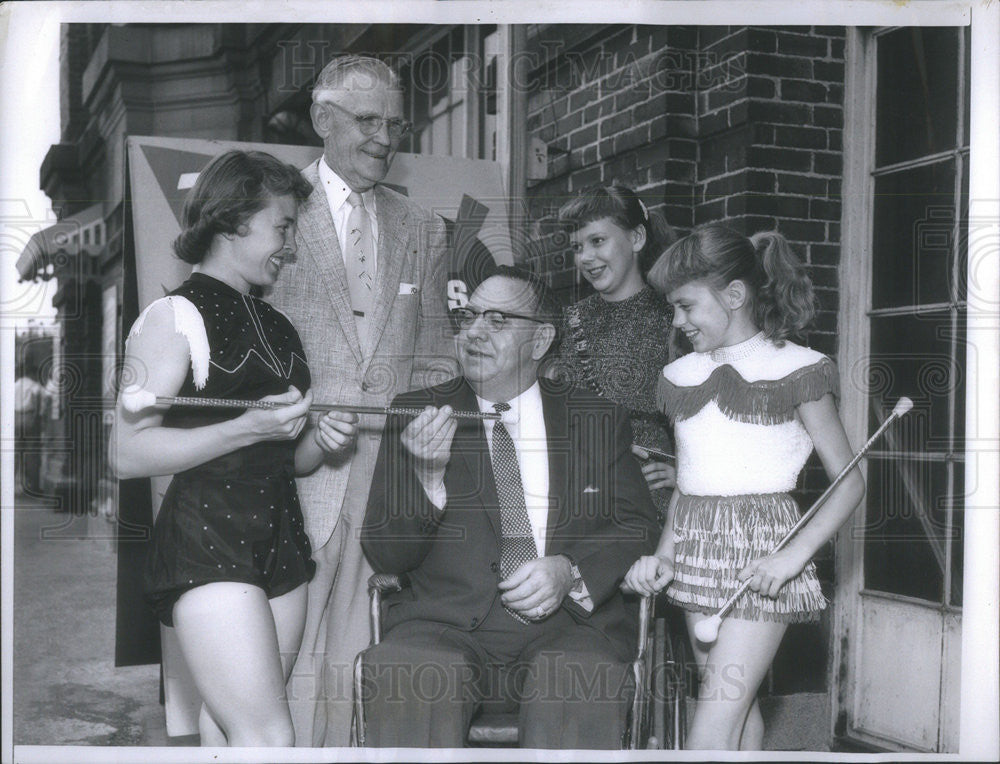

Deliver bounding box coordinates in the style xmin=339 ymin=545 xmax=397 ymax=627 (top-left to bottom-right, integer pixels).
xmin=657 ymin=331 xmax=837 ymax=622
xmin=133 ymin=273 xmax=315 ymax=626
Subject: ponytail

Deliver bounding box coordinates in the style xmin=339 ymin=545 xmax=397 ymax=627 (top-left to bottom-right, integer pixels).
xmin=749 ymin=231 xmax=815 ymax=343
xmin=638 ymin=208 xmax=679 ymax=277
xmin=647 ymin=223 xmax=816 ymax=343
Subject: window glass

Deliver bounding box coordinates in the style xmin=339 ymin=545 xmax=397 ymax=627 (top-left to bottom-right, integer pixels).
xmin=400 ymin=28 xmax=480 ymax=158
xmin=863 ymin=25 xmax=968 ymax=614
xmin=962 ymin=32 xmax=971 ymax=148
xmin=863 ymin=456 xmax=948 ymax=602
xmin=956 ymin=152 xmax=969 ymax=304
xmin=948 ymin=465 xmax=964 ymax=607
xmin=871 ymin=162 xmax=957 ymax=309
xmin=953 ymin=307 xmax=967 ymax=448
xmin=868 ymin=311 xmax=961 ymax=452
xmin=875 ymin=27 xmax=959 ymax=167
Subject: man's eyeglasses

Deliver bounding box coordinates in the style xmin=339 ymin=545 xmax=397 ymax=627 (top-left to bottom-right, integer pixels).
xmin=318 ymin=100 xmax=412 ymax=140
xmin=451 ymin=306 xmax=547 ymax=332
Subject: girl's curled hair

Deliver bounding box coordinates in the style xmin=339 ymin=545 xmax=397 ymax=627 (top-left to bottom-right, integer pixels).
xmin=557 ymin=184 xmax=678 ymax=277
xmin=647 ymin=223 xmax=816 ymax=343
xmin=173 ymin=150 xmax=313 ymax=264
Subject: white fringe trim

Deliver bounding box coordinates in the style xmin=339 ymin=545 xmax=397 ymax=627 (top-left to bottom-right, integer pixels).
xmin=127 ymin=296 xmax=211 ymax=390
xmin=665 ymin=491 xmax=828 ymax=620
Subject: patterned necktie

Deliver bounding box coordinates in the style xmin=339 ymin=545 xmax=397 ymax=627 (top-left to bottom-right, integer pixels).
xmin=490 ymin=401 xmax=537 ymax=623
xmin=345 ymin=191 xmax=375 ymax=333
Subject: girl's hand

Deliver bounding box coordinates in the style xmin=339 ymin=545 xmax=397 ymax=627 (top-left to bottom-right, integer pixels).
xmin=737 ymin=548 xmax=810 ymax=599
xmin=238 ymin=386 xmax=312 ymax=442
xmin=314 ymin=410 xmax=359 ymax=455
xmin=631 ymin=445 xmax=677 ymax=491
xmin=641 ymin=460 xmax=676 ymax=491
xmin=622 ymin=554 xmax=674 ymax=596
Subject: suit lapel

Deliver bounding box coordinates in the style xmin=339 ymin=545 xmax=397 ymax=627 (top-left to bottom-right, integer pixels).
xmin=541 ymin=381 xmax=572 ymax=550
xmin=298 ymin=161 xmax=363 ymax=364
xmin=448 ymin=380 xmax=503 ymax=541
xmin=363 ymin=186 xmax=408 ymax=363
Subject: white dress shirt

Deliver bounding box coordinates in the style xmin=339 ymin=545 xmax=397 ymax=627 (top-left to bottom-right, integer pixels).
xmin=317 ymin=157 xmax=379 ymax=271
xmin=420 ymin=382 xmax=550 ymax=556
xmin=477 ymin=382 xmax=550 ymax=557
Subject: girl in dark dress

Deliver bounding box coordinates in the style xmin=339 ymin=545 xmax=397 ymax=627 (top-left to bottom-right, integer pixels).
xmin=557 ymin=185 xmax=680 ymax=524
xmin=111 ymin=151 xmax=357 ymax=746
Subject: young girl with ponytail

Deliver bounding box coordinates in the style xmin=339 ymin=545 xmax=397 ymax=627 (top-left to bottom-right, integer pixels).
xmin=623 ymin=223 xmax=864 ymax=750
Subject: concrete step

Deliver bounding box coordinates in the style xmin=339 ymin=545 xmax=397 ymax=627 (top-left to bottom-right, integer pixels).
xmin=761 ymin=692 xmax=830 ymax=751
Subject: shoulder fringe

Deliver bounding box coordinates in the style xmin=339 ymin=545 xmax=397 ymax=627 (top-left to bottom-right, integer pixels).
xmin=658 ymin=356 xmax=839 ymax=424
xmin=127 ymin=296 xmax=211 ymax=390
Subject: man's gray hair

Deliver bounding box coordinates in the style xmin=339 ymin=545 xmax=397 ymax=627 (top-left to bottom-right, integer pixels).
xmin=312 ymin=55 xmax=400 ymax=102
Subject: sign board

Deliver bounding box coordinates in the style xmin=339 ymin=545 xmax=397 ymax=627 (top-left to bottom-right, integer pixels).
xmin=120 ymin=135 xmax=512 ymax=735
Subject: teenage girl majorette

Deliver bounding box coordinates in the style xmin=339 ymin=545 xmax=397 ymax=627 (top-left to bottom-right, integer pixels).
xmin=112 ymin=151 xmax=358 ymax=746
xmin=624 ymin=223 xmax=865 ymax=751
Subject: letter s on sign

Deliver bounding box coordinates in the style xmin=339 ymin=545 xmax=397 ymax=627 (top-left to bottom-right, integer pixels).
xmin=447 ymin=279 xmax=469 ymax=310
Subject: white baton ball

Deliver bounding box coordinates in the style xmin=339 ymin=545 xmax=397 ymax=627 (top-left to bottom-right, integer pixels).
xmin=121 ymin=385 xmax=158 ymax=413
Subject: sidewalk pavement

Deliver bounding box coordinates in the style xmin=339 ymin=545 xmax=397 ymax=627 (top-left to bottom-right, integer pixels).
xmin=12 ymin=494 xmax=170 ymax=747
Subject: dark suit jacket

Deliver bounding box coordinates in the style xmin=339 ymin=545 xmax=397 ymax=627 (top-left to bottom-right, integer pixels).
xmin=361 ymin=376 xmax=659 ymax=659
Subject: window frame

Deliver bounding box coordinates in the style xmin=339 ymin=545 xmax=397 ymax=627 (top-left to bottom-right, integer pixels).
xmin=833 ymin=24 xmax=970 ymax=753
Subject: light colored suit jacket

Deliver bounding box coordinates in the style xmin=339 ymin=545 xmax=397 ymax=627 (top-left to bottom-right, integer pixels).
xmin=267 ymin=159 xmax=457 ymax=549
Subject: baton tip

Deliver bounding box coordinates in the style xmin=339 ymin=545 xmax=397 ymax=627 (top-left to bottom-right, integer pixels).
xmin=694 ymin=614 xmax=722 ymax=644
xmin=893 ymin=397 xmax=914 ymax=417
xmin=121 ymin=385 xmax=157 ymax=413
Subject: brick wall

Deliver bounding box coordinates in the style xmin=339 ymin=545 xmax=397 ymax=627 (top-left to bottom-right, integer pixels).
xmin=695 ymin=26 xmax=845 ymax=360
xmin=524 ymin=24 xmax=847 ymax=695
xmin=525 ymin=25 xmax=845 ymax=351
xmin=524 ymin=25 xmax=699 ymax=302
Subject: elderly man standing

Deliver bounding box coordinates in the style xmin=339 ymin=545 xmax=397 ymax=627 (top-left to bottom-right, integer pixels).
xmin=268 ymin=55 xmax=456 ymax=747
xmin=360 ymin=267 xmax=659 ymax=748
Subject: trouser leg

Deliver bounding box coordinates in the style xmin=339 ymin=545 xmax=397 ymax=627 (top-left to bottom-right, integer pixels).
xmin=517 ymin=629 xmax=631 ymax=749
xmin=317 ymin=512 xmax=373 ymax=746
xmin=362 ymin=621 xmax=483 ymax=748
xmin=286 ymin=528 xmax=341 ymax=746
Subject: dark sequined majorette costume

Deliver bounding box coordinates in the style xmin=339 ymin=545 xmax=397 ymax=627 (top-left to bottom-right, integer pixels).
xmin=136 ymin=273 xmax=315 ymax=626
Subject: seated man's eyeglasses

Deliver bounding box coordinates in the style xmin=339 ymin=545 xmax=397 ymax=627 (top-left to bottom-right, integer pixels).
xmin=318 ymin=99 xmax=412 ymax=140
xmin=451 ymin=306 xmax=547 ymax=333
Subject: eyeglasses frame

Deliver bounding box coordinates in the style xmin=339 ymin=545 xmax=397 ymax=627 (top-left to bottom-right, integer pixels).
xmin=451 ymin=306 xmax=549 ymax=332
xmin=316 ymin=99 xmax=412 ymax=140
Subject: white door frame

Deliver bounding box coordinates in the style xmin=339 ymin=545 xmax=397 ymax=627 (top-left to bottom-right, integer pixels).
xmin=834 ymin=15 xmax=999 ymax=756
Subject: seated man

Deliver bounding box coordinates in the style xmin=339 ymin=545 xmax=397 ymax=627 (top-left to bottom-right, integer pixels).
xmin=360 ymin=266 xmax=659 ymax=748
